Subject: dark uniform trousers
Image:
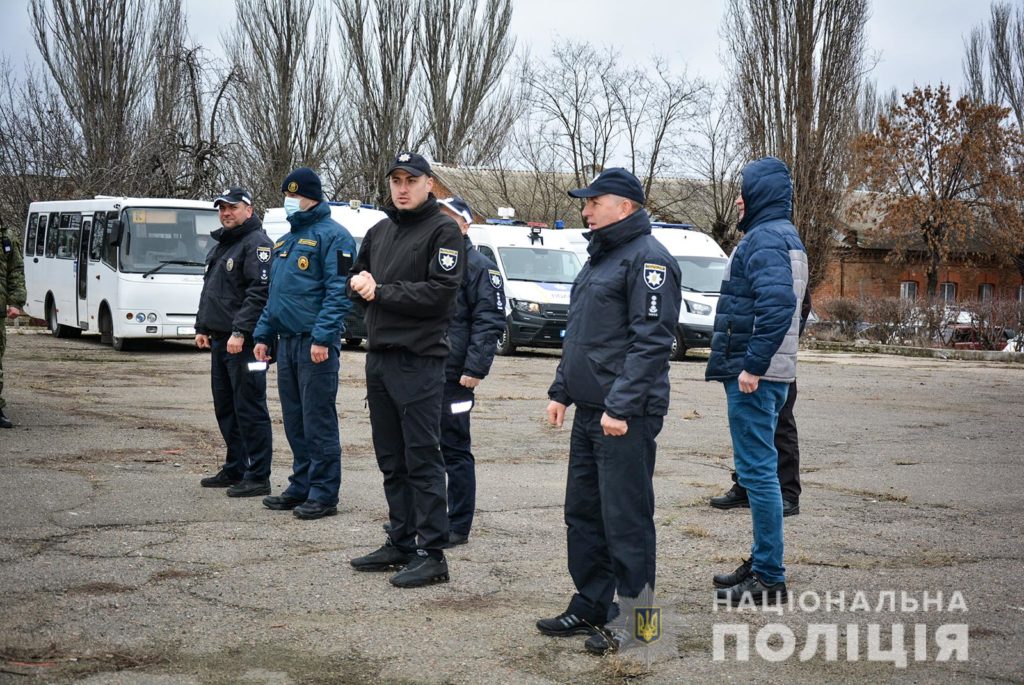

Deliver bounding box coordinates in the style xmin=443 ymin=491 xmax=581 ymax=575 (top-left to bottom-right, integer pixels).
xmin=366 ymin=349 xmax=448 ymax=552
xmin=210 ymin=336 xmax=273 ymax=481
xmin=565 ymin=405 xmax=663 ymax=624
xmin=277 ymin=334 xmax=342 ymax=507
xmin=441 ymin=380 xmax=476 ymax=536
xmin=730 ymin=379 xmax=801 ymax=502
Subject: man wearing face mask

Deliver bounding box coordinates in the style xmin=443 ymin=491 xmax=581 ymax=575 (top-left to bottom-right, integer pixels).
xmin=253 ymin=167 xmax=357 ymax=520
xmin=347 ymin=151 xmax=464 ymax=588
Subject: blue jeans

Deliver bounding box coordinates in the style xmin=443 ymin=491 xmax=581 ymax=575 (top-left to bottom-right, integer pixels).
xmin=276 ymin=335 xmax=341 ymax=506
xmin=725 ymin=378 xmax=789 ymax=584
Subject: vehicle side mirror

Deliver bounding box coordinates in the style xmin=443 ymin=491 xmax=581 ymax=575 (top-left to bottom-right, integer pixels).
xmin=107 ymin=220 xmax=123 ymax=247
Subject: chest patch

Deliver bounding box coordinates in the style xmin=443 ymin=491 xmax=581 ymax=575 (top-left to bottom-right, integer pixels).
xmin=644 ymin=263 xmax=666 ymax=290
xmin=225 ymin=258 xmax=234 ymax=272
xmin=439 ymin=247 xmax=459 ymax=271
xmin=2 ymin=237 xmax=10 ymax=254
xmin=256 ymin=246 xmax=271 ymax=263
xmin=298 ymin=238 xmax=317 ymax=247
xmin=297 ymin=255 xmax=310 ymax=271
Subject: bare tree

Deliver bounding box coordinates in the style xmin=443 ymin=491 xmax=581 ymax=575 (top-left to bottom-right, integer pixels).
xmin=418 ymin=0 xmax=519 ymax=166
xmin=685 ymin=88 xmax=744 ymax=250
xmin=723 ymin=0 xmax=872 ymax=290
xmin=335 ymin=0 xmax=422 ymax=205
xmin=224 ymin=0 xmax=340 ymax=208
xmin=964 ymin=1 xmax=1024 ymax=129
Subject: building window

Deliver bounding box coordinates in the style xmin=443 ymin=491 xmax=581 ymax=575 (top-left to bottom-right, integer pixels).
xmin=978 ymin=283 xmax=994 ymax=301
xmin=938 ymin=282 xmax=957 ymax=302
xmin=899 ymin=281 xmax=918 ymax=300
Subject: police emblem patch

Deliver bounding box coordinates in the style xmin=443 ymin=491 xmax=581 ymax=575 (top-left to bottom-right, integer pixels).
xmin=225 ymin=258 xmax=234 ymax=271
xmin=634 ymin=607 xmax=661 ymax=645
xmin=297 ymin=255 xmax=309 ymax=271
xmin=438 ymin=247 xmax=459 ymax=271
xmin=644 ymin=263 xmax=667 ymax=289
xmin=399 ymin=153 xmax=411 ymax=162
xmin=287 ymin=181 xmax=298 ymax=193
xmin=256 ymin=246 xmax=271 ymax=263
xmin=488 ymin=269 xmax=502 ymax=289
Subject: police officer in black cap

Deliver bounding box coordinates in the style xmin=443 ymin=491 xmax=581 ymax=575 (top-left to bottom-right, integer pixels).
xmin=348 ymin=152 xmax=464 ymax=588
xmin=537 ymin=168 xmax=682 ymax=655
xmin=196 ymin=187 xmax=275 ymax=497
xmin=436 ymin=195 xmax=506 ymax=547
xmin=253 ymin=167 xmax=356 ymax=520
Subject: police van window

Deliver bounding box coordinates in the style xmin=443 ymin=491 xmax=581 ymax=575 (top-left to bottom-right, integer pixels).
xmin=35 ymin=214 xmax=48 ymax=257
xmin=477 ymin=245 xmax=496 ymax=262
xmin=119 ymin=207 xmax=217 ymax=275
xmin=676 ymin=256 xmax=728 ymax=294
xmin=24 ymin=214 xmax=38 ymax=256
xmin=497 ymin=247 xmax=581 ymax=284
xmin=90 ymin=213 xmax=107 ymax=261
xmin=45 ymin=213 xmax=60 ymax=258
xmin=56 ymin=213 xmax=80 ymax=259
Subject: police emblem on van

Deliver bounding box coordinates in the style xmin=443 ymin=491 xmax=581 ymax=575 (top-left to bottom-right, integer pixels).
xmin=488 ymin=269 xmax=502 ymax=289
xmin=644 ymin=263 xmax=666 ymax=289
xmin=438 ymin=248 xmax=459 ymax=271
xmin=256 ymin=246 xmax=271 ymax=263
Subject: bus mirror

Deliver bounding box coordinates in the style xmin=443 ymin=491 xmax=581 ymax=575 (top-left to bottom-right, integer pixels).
xmin=107 ymin=220 xmax=124 ymax=247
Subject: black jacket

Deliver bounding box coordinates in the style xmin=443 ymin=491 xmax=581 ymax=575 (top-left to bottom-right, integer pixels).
xmin=548 ymin=210 xmax=682 ymax=418
xmin=445 ymin=236 xmax=506 ymax=381
xmin=195 ymin=215 xmax=273 ymax=336
xmin=348 ymin=194 xmax=464 ymax=357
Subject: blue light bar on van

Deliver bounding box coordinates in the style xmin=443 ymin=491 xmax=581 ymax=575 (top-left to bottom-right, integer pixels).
xmin=485 ymin=218 xmax=517 ymax=225
xmin=651 ymin=222 xmax=695 ymax=230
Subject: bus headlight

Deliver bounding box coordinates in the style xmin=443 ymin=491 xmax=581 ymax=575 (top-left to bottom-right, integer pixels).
xmin=135 ymin=312 xmax=146 ymax=323
xmin=511 ymin=299 xmax=542 ymax=314
xmin=146 ymin=313 xmax=158 ymax=323
xmin=684 ymin=299 xmax=712 ymax=316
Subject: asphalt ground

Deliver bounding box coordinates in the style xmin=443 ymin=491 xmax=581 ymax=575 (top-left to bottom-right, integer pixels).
xmin=1 ymin=331 xmax=1022 ymax=684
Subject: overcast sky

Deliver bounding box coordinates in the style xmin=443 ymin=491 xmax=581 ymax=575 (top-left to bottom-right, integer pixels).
xmin=0 ymin=0 xmax=991 ymax=97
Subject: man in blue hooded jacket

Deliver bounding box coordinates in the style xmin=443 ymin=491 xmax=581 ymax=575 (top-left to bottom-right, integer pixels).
xmin=537 ymin=168 xmax=681 ymax=655
xmin=705 ymin=157 xmax=808 ymax=606
xmin=253 ymin=167 xmax=357 ymax=520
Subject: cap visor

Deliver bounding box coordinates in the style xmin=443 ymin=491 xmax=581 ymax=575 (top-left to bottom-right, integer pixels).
xmin=386 ymin=164 xmax=428 ymax=178
xmin=567 ymin=187 xmax=603 ymax=199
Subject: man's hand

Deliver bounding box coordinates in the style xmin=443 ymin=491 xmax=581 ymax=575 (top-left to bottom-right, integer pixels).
xmin=738 ymin=370 xmax=760 ymax=394
xmin=310 ymin=343 xmax=329 ymax=364
xmin=546 ymin=400 xmax=567 ymax=428
xmin=460 ymin=375 xmax=481 ymax=389
xmin=600 ymin=412 xmax=628 ymax=437
xmin=195 ymin=334 xmax=210 ymax=350
xmin=253 ymin=343 xmax=272 ymax=362
xmin=6 ymin=306 xmax=22 ymax=319
xmin=350 ymin=271 xmax=377 ymax=301
xmin=226 ymin=335 xmax=244 ymax=354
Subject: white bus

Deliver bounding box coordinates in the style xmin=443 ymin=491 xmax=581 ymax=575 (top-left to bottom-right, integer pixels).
xmin=22 ymin=197 xmax=221 ymax=350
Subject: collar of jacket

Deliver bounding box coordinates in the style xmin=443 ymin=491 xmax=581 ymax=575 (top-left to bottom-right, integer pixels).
xmin=212 ymin=214 xmax=263 ymax=243
xmin=383 ymin=193 xmax=441 ymax=225
xmin=462 ymin=233 xmax=474 ymax=250
xmin=586 ymin=209 xmax=652 ymax=261
xmin=287 ymin=200 xmax=331 ymax=231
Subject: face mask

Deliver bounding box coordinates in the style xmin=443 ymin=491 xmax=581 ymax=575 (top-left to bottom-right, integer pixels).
xmin=284 ymin=197 xmax=302 ymax=217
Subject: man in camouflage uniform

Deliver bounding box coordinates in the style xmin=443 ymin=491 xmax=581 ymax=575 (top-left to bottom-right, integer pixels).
xmin=1 ymin=217 xmax=27 ymax=428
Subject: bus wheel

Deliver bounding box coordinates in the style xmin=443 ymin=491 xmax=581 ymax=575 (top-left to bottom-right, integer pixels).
xmin=495 ymin=324 xmax=517 ymax=356
xmin=99 ymin=307 xmax=113 ymax=345
xmin=46 ymin=298 xmax=77 ymax=338
xmin=112 ymin=334 xmax=132 ymax=352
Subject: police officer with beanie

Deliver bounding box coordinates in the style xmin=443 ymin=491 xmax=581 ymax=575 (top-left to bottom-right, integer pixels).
xmin=348 ymin=152 xmax=464 ymax=588
xmin=435 ymin=195 xmax=505 ymax=546
xmin=253 ymin=167 xmax=356 ymax=520
xmin=538 ymin=168 xmax=681 ymax=655
xmin=195 ymin=187 xmax=275 ymax=496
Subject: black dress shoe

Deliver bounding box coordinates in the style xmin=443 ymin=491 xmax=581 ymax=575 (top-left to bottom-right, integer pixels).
xmin=710 ymin=485 xmax=750 ymax=510
xmin=351 ymin=539 xmax=414 ymax=571
xmin=783 ymin=499 xmax=800 ymax=517
xmin=200 ymin=469 xmax=242 ymax=488
xmin=536 ymin=611 xmax=602 ymax=637
xmin=442 ymin=531 xmax=469 ymax=548
xmin=0 ymin=409 xmax=13 ymax=429
xmin=715 ymin=572 xmax=788 ymax=606
xmin=713 ymin=557 xmax=752 ymax=588
xmin=389 ymin=554 xmax=449 ymax=587
xmin=585 ymin=628 xmax=627 ymax=655
xmin=226 ymin=479 xmax=271 ymax=497
xmin=262 ymin=494 xmax=305 ymax=510
xmin=293 ymin=501 xmax=338 ymax=520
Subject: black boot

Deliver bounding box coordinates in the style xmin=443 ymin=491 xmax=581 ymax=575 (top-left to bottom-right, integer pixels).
xmin=200 ymin=469 xmax=242 ymax=488
xmin=713 ymin=557 xmax=752 ymax=588
xmin=710 ymin=484 xmax=750 ymax=510
xmin=783 ymin=499 xmax=800 ymax=517
xmin=227 ymin=479 xmax=271 ymax=497
xmin=715 ymin=572 xmax=788 ymax=606
xmin=351 ymin=539 xmax=415 ymax=571
xmin=536 ymin=611 xmax=602 ymax=637
xmin=389 ymin=553 xmax=449 ymax=588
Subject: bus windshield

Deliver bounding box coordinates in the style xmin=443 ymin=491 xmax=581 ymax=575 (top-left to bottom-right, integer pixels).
xmin=676 ymin=256 xmax=728 ymax=293
xmin=119 ymin=207 xmax=220 ymax=275
xmin=497 ymin=247 xmax=581 ymax=284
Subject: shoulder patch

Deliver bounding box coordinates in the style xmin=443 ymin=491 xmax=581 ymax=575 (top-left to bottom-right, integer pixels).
xmin=644 ymin=263 xmax=667 ymax=290
xmin=298 ymin=238 xmax=318 ymax=247
xmin=438 ymin=247 xmax=459 ymax=271
xmin=488 ymin=269 xmax=503 ymax=289
xmin=274 ymin=240 xmax=285 ymax=249
xmin=256 ymin=246 xmax=271 ymax=263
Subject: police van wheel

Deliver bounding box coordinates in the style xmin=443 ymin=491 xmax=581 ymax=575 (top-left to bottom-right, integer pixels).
xmin=670 ymin=332 xmax=686 ymax=361
xmin=495 ymin=325 xmax=516 ymax=356
xmin=343 ymin=337 xmax=363 ymax=349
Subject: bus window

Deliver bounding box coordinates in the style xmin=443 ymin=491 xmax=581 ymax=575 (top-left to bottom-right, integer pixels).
xmin=56 ymin=213 xmax=80 ymax=259
xmin=102 ymin=213 xmax=118 ymax=268
xmin=45 ymin=213 xmax=59 ymax=258
xmin=90 ymin=213 xmax=106 ymax=261
xmin=119 ymin=207 xmax=216 ymax=275
xmin=24 ymin=214 xmax=38 ymax=256
xmin=36 ymin=214 xmax=48 ymax=257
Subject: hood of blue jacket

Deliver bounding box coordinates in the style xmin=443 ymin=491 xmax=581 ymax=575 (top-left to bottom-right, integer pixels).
xmin=737 ymin=157 xmax=793 ymax=233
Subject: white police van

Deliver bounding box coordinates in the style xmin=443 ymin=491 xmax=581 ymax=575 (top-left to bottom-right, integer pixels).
xmin=468 ymin=221 xmax=584 ymax=355
xmin=263 ymin=201 xmax=388 ymax=348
